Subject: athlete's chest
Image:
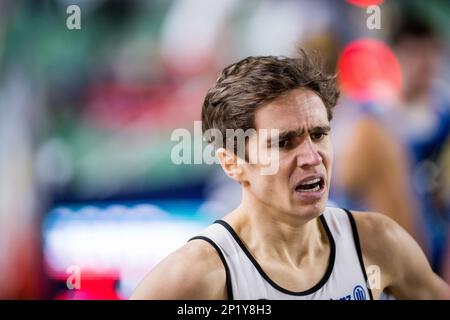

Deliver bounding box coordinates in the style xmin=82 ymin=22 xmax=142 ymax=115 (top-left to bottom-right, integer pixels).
xmin=255 ymin=254 xmax=330 ymax=292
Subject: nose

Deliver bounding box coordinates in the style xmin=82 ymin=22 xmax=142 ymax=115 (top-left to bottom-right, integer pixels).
xmin=296 ymin=138 xmax=322 ymax=168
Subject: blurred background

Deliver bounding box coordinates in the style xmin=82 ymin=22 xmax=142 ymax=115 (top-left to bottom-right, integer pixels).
xmin=0 ymin=0 xmax=449 ymax=299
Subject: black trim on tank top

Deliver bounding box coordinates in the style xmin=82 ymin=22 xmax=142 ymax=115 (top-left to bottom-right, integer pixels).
xmin=343 ymin=208 xmax=374 ymax=300
xmin=214 ymin=214 xmax=336 ymax=296
xmin=188 ymin=236 xmax=234 ymax=300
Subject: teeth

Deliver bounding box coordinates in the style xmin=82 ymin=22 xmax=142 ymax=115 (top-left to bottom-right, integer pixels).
xmin=301 ymin=177 xmax=321 ymax=186
xmin=301 ymin=184 xmax=321 ymax=192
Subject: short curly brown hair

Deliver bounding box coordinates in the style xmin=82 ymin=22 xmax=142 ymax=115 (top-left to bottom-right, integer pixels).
xmin=202 ymin=50 xmax=339 ymax=154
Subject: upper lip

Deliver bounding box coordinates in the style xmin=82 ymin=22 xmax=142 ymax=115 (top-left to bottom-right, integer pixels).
xmin=293 ymin=173 xmax=325 ymax=190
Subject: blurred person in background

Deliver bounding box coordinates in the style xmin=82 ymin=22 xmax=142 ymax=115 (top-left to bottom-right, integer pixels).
xmin=329 ymin=93 xmax=427 ymax=251
xmin=386 ymin=11 xmax=450 ymax=276
xmin=395 ymin=12 xmax=450 ymax=275
xmin=329 ymin=5 xmax=450 ymax=279
xmin=327 ymin=41 xmax=427 ymax=256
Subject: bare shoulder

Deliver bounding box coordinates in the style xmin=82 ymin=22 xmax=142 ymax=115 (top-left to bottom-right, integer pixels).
xmin=350 ymin=211 xmax=402 ymax=257
xmin=130 ymin=239 xmax=227 ymax=300
xmin=350 ymin=210 xmax=450 ymax=299
xmin=350 ymin=211 xmax=405 ymax=273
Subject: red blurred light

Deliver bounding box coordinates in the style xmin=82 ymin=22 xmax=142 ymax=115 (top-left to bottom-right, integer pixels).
xmin=53 ymin=271 xmax=123 ymax=300
xmin=84 ymin=84 xmax=171 ymax=130
xmin=346 ymin=0 xmax=384 ymax=7
xmin=337 ymin=38 xmax=402 ymax=102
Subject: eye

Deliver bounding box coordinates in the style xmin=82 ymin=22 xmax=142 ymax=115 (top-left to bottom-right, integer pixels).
xmin=278 ymin=138 xmax=294 ymax=149
xmin=311 ymin=132 xmax=328 ymax=141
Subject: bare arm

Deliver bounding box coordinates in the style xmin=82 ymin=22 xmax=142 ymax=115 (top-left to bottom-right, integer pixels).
xmin=354 ymin=211 xmax=450 ymax=300
xmin=130 ymin=240 xmax=227 ymax=300
xmin=385 ymin=221 xmax=450 ymax=300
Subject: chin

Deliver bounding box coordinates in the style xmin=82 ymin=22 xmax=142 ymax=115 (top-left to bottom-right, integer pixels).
xmin=291 ymin=198 xmax=328 ymax=221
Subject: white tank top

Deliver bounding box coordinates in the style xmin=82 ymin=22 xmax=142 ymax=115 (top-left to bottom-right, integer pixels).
xmin=190 ymin=207 xmax=373 ymax=300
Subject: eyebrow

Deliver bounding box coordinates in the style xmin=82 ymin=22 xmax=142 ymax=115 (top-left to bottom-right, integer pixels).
xmin=266 ymin=125 xmax=331 ymax=144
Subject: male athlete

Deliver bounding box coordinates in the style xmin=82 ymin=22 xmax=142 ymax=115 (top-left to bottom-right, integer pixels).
xmin=131 ymin=51 xmax=450 ymax=300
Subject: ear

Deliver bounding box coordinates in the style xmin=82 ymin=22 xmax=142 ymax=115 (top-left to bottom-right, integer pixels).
xmin=216 ymin=148 xmax=245 ymax=182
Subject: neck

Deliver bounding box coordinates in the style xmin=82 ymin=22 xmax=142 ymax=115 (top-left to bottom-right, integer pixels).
xmin=226 ymin=191 xmax=328 ymax=268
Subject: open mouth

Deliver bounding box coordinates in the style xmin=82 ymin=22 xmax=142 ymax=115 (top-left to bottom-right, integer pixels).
xmin=294 ymin=176 xmax=325 ymax=193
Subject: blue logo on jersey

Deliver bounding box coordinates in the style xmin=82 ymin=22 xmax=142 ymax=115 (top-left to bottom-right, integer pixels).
xmin=353 ymin=285 xmax=366 ymax=300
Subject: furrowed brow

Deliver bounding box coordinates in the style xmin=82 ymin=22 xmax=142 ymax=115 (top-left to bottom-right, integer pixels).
xmin=266 ymin=128 xmax=305 ymax=145
xmin=309 ymin=125 xmax=331 ymax=133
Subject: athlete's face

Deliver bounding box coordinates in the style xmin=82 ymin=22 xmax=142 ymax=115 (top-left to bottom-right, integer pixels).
xmin=244 ymin=88 xmax=333 ymax=220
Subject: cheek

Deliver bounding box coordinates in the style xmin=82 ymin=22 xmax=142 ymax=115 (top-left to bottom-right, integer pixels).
xmin=246 ymin=164 xmax=288 ymax=194
xmin=319 ymin=138 xmax=333 ymax=160
xmin=322 ymin=142 xmax=333 ymax=186
xmin=324 ymin=144 xmax=333 ymax=167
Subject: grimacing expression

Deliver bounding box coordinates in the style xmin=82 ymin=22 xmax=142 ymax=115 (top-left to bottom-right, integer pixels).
xmin=244 ymin=88 xmax=333 ymax=220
